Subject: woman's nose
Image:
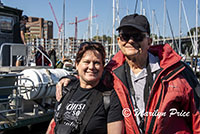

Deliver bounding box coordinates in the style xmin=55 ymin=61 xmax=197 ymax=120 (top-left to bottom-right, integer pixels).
xmin=88 ymin=62 xmax=95 ymax=69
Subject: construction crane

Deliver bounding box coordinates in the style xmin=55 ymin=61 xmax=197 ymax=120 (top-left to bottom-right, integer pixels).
xmin=48 ymin=0 xmax=62 ymax=33
xmin=48 ymin=0 xmax=65 ymax=59
xmin=69 ymin=15 xmax=98 ymax=41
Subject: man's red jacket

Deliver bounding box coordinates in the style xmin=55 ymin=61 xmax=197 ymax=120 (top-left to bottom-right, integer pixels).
xmin=105 ymin=44 xmax=200 ymax=134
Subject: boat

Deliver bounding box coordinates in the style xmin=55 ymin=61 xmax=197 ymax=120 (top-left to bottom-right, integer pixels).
xmin=0 ymin=4 xmax=72 ymax=132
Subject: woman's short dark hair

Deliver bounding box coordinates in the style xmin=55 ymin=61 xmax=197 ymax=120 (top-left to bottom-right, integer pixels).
xmin=75 ymin=42 xmax=106 ymax=65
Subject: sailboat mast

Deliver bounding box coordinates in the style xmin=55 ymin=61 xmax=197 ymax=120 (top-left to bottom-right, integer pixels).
xmin=90 ymin=0 xmax=93 ymax=40
xmin=140 ymin=0 xmax=143 ymax=15
xmin=152 ymin=10 xmax=155 ymax=44
xmin=116 ymin=0 xmax=120 ymax=25
xmin=179 ymin=0 xmax=182 ymax=55
xmin=88 ymin=14 xmax=90 ymax=41
xmin=62 ymin=0 xmax=65 ymax=58
xmin=195 ymin=0 xmax=198 ymax=56
xmin=163 ymin=0 xmax=166 ymax=43
xmin=182 ymin=1 xmax=195 ymax=51
xmin=112 ymin=0 xmax=116 ymax=55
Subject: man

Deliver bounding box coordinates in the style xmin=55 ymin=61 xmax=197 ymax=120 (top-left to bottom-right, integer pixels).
xmin=56 ymin=14 xmax=200 ymax=133
xmin=15 ymin=15 xmax=28 ymax=66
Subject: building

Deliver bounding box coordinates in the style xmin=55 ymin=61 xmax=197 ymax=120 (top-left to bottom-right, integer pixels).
xmin=26 ymin=17 xmax=53 ymax=40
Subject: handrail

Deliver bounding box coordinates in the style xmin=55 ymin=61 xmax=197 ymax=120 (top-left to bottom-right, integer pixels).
xmin=0 ymin=43 xmax=53 ymax=67
xmin=28 ymin=44 xmax=53 ymax=67
xmin=0 ymin=43 xmax=27 ymax=66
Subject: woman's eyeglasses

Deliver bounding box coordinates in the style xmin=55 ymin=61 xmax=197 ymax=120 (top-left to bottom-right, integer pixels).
xmin=119 ymin=33 xmax=149 ymax=42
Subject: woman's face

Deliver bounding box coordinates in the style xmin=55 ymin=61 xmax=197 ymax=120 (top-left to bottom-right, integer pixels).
xmin=76 ymin=50 xmax=104 ymax=88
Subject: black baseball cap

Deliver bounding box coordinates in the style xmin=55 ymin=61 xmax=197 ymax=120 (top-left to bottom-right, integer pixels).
xmin=116 ymin=14 xmax=150 ymax=35
xmin=22 ymin=15 xmax=28 ymax=21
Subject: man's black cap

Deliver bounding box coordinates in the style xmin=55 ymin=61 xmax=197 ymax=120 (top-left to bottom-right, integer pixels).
xmin=116 ymin=14 xmax=150 ymax=35
xmin=22 ymin=15 xmax=28 ymax=21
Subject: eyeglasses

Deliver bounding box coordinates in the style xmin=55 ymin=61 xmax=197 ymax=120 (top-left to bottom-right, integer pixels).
xmin=119 ymin=33 xmax=149 ymax=42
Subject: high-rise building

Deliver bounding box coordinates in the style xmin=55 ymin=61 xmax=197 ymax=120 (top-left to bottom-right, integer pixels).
xmin=26 ymin=17 xmax=53 ymax=39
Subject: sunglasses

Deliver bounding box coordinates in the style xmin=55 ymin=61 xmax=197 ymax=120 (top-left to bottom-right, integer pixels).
xmin=119 ymin=33 xmax=149 ymax=42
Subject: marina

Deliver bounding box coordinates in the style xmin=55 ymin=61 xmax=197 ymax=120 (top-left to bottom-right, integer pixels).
xmin=0 ymin=3 xmax=73 ymax=133
xmin=0 ymin=0 xmax=200 ymax=133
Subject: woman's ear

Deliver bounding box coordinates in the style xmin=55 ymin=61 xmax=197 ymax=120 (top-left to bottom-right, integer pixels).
xmin=148 ymin=37 xmax=152 ymax=46
xmin=75 ymin=63 xmax=78 ymax=70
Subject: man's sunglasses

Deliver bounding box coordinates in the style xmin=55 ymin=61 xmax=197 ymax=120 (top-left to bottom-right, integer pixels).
xmin=119 ymin=33 xmax=149 ymax=42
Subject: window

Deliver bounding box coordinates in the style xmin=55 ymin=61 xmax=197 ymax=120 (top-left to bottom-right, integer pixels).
xmin=0 ymin=16 xmax=14 ymax=33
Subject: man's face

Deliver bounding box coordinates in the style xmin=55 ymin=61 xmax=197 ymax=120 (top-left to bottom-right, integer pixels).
xmin=24 ymin=20 xmax=28 ymax=24
xmin=117 ymin=27 xmax=151 ymax=60
xmin=22 ymin=19 xmax=28 ymax=24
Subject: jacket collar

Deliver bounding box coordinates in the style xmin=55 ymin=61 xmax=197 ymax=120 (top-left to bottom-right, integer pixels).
xmin=148 ymin=44 xmax=182 ymax=68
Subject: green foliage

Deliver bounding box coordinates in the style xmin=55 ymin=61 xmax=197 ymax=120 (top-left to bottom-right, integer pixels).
xmin=150 ymin=33 xmax=163 ymax=39
xmin=92 ymin=34 xmax=112 ymax=44
xmin=187 ymin=27 xmax=200 ymax=36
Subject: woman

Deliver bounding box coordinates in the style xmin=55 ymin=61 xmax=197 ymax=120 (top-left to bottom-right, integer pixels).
xmin=46 ymin=42 xmax=124 ymax=134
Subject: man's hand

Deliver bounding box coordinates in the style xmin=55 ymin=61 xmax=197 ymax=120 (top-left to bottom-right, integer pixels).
xmin=56 ymin=78 xmax=71 ymax=101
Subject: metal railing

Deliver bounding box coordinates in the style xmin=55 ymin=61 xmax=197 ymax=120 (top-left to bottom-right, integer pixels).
xmin=0 ymin=73 xmax=22 ymax=120
xmin=0 ymin=43 xmax=53 ymax=67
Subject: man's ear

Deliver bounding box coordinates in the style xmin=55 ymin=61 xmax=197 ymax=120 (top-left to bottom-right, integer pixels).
xmin=117 ymin=37 xmax=121 ymax=47
xmin=117 ymin=37 xmax=120 ymax=42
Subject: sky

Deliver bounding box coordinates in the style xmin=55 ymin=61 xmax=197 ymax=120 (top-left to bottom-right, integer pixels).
xmin=2 ymin=0 xmax=199 ymax=39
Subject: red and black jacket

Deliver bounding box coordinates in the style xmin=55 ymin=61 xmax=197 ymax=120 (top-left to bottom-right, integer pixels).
xmin=105 ymin=44 xmax=200 ymax=134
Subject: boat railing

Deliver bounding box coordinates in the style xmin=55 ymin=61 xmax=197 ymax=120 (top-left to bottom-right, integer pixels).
xmin=0 ymin=43 xmax=27 ymax=67
xmin=0 ymin=73 xmax=23 ymax=122
xmin=29 ymin=44 xmax=53 ymax=67
xmin=0 ymin=43 xmax=53 ymax=68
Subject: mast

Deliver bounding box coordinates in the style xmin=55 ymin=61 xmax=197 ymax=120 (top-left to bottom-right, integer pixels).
xmin=75 ymin=17 xmax=78 ymax=41
xmin=88 ymin=14 xmax=90 ymax=41
xmin=96 ymin=24 xmax=99 ymax=41
xmin=182 ymin=1 xmax=195 ymax=50
xmin=134 ymin=0 xmax=138 ymax=13
xmin=62 ymin=0 xmax=65 ymax=58
xmin=153 ymin=10 xmax=161 ymax=44
xmin=126 ymin=6 xmax=129 ymax=15
xmin=147 ymin=0 xmax=152 ymax=23
xmin=112 ymin=0 xmax=116 ymax=55
xmin=179 ymin=0 xmax=182 ymax=55
xmin=140 ymin=0 xmax=143 ymax=15
xmin=163 ymin=0 xmax=166 ymax=43
xmin=90 ymin=0 xmax=93 ymax=40
xmin=195 ymin=0 xmax=198 ymax=56
xmin=116 ymin=0 xmax=120 ymax=25
xmin=152 ymin=10 xmax=155 ymax=44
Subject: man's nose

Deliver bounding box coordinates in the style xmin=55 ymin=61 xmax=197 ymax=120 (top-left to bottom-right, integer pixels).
xmin=128 ymin=37 xmax=135 ymax=43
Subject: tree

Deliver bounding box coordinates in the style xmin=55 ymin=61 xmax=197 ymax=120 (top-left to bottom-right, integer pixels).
xmin=187 ymin=27 xmax=200 ymax=36
xmin=92 ymin=35 xmax=113 ymax=44
xmin=93 ymin=35 xmax=102 ymax=41
xmin=102 ymin=35 xmax=108 ymax=42
xmin=150 ymin=33 xmax=163 ymax=39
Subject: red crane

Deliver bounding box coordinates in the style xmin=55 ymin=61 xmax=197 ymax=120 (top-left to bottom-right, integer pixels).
xmin=69 ymin=15 xmax=98 ymax=40
xmin=48 ymin=0 xmax=62 ymax=33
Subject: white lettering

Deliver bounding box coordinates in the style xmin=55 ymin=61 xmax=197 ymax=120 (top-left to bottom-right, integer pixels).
xmin=169 ymin=108 xmax=190 ymax=117
xmin=66 ymin=103 xmax=86 ymax=111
